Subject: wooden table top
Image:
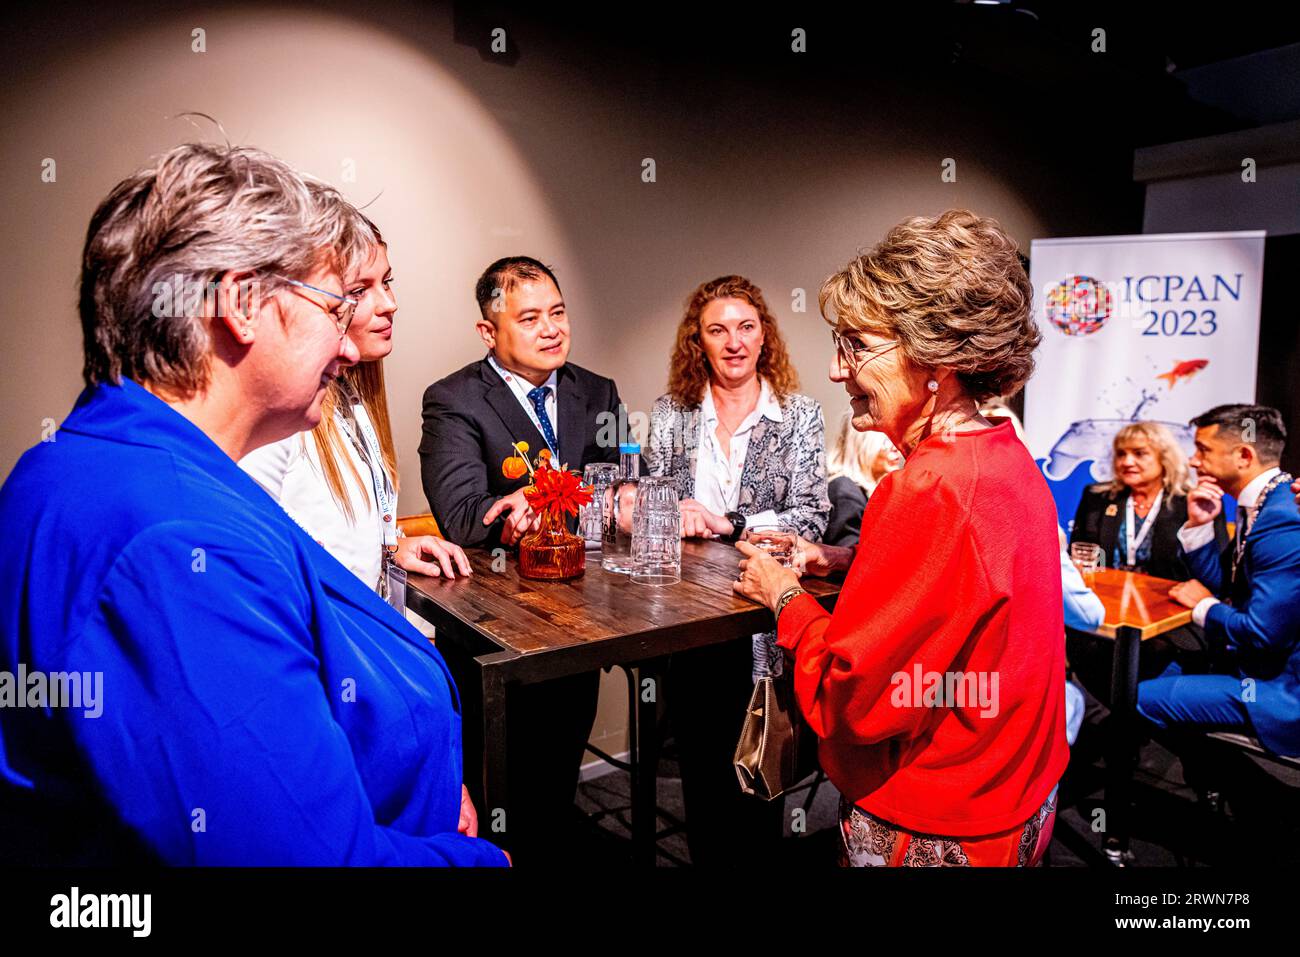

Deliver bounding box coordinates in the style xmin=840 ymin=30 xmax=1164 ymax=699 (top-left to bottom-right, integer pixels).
xmin=405 ymin=538 xmax=841 ymax=657
xmin=1086 ymin=567 xmax=1193 ymax=639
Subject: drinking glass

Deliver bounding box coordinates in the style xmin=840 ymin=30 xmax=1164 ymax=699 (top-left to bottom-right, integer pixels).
xmin=744 ymin=523 xmax=799 ymax=568
xmin=1070 ymin=541 xmax=1104 ymax=583
xmin=580 ymin=463 xmax=618 ymax=551
xmin=631 ymin=477 xmax=681 ymax=586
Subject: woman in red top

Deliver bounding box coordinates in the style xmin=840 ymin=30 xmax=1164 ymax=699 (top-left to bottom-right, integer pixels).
xmin=735 ymin=209 xmax=1068 ymax=866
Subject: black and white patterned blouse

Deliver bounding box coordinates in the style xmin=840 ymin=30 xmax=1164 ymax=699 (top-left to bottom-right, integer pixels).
xmin=646 ymin=386 xmax=831 ymax=678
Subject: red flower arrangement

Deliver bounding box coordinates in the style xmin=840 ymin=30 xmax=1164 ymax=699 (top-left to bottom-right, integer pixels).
xmin=525 ymin=463 xmax=592 ymax=518
xmin=501 ymin=442 xmax=593 ymax=580
xmin=501 ymin=441 xmax=593 ymax=519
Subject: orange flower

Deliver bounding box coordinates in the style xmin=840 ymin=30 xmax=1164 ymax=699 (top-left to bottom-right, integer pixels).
xmin=502 ymin=456 xmax=528 ymax=480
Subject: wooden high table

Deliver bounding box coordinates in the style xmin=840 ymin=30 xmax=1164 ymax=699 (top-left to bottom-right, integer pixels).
xmin=1082 ymin=567 xmax=1192 ymax=866
xmin=405 ymin=539 xmax=841 ymax=866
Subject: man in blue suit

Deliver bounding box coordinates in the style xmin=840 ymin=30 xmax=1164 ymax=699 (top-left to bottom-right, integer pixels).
xmin=1139 ymin=404 xmax=1300 ymax=760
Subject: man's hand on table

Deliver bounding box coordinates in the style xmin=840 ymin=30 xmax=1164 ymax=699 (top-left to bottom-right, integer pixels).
xmin=483 ymin=488 xmax=541 ymax=546
xmin=1169 ymin=578 xmax=1214 ymax=609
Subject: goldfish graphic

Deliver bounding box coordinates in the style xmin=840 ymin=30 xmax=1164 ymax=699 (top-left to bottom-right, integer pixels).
xmin=1156 ymin=358 xmax=1208 ymax=389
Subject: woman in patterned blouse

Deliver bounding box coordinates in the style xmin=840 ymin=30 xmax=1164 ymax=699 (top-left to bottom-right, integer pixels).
xmin=646 ymin=274 xmax=830 ymax=867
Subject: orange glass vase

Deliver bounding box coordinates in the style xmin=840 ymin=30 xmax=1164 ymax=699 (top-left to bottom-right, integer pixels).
xmin=518 ymin=507 xmax=586 ymax=580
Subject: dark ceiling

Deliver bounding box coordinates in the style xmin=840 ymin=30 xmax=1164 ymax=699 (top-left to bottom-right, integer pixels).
xmin=454 ymin=0 xmax=1300 ymax=145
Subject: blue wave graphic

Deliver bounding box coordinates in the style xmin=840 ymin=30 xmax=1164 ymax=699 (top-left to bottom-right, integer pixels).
xmin=1037 ymin=457 xmax=1098 ymax=533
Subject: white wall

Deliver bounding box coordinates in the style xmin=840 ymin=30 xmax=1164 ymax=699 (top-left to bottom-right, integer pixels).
xmin=0 ymin=2 xmax=1139 ymax=761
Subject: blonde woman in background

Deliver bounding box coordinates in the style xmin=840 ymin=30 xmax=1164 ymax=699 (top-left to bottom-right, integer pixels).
xmin=241 ymin=197 xmax=471 ymax=604
xmin=824 ymin=410 xmax=901 ymax=547
xmin=1070 ymin=420 xmax=1227 ymax=582
xmin=1066 ymin=420 xmax=1231 ymax=760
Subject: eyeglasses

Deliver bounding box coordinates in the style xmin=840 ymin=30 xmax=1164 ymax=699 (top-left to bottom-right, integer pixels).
xmin=832 ymin=329 xmax=899 ymax=369
xmin=276 ymin=276 xmax=359 ymax=338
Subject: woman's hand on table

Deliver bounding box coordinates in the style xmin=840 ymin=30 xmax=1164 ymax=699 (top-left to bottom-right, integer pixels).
xmin=395 ymin=535 xmax=473 ymax=578
xmin=793 ymin=536 xmax=854 ymax=578
xmin=679 ymin=498 xmax=733 ymax=539
xmin=681 ymin=501 xmax=733 ymax=538
xmin=733 ymin=540 xmax=802 ymax=611
xmin=1169 ymin=578 xmax=1214 ymax=609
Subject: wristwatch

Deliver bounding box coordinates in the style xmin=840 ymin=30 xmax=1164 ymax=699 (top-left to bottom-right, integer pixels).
xmin=724 ymin=510 xmax=747 ymax=542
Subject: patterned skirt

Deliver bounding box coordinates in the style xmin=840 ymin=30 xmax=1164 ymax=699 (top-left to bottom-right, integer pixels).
xmin=838 ymin=788 xmax=1057 ymax=867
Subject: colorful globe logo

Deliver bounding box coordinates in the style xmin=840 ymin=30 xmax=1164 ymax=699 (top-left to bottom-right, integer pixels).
xmin=1045 ymin=275 xmax=1112 ymax=336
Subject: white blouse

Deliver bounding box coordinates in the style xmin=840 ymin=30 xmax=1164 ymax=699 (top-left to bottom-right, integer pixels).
xmin=240 ymin=430 xmax=387 ymax=591
xmin=693 ymin=380 xmax=781 ymax=528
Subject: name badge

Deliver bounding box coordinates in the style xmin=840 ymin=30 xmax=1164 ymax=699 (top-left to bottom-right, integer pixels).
xmin=384 ymin=559 xmax=407 ymax=615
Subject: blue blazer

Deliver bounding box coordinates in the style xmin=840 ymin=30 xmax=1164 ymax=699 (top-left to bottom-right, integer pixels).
xmin=1181 ymin=480 xmax=1300 ymax=756
xmin=0 ymin=380 xmax=507 ymax=865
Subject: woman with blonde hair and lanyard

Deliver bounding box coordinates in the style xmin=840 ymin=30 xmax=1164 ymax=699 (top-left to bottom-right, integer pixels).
xmin=241 ymin=193 xmax=471 ymax=608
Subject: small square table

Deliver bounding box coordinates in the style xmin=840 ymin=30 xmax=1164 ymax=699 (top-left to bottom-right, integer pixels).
xmin=406 ymin=539 xmax=841 ymax=865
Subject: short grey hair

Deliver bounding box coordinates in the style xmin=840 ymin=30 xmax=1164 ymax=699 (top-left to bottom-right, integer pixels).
xmin=79 ymin=142 xmax=376 ymax=394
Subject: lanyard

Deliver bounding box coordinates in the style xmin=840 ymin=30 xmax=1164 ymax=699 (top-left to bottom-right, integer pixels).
xmin=487 ymin=354 xmax=558 ymax=455
xmin=1124 ymin=488 xmax=1162 ymax=568
xmin=336 ymin=382 xmax=398 ymax=551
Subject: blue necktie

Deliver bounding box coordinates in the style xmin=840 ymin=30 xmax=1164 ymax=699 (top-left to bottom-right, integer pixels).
xmin=527 ymin=385 xmax=558 ymax=455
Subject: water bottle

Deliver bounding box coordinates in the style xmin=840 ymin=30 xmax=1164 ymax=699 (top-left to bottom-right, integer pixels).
xmin=602 ymin=443 xmax=641 ymax=574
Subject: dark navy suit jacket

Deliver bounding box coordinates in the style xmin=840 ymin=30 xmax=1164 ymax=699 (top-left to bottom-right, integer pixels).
xmin=419 ymin=357 xmax=624 ymax=548
xmin=1182 ymin=479 xmax=1300 ymax=756
xmin=0 ymin=380 xmax=507 ymax=865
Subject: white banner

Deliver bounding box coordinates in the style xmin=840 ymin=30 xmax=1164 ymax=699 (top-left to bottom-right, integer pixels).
xmin=1025 ymin=230 xmax=1265 ymax=528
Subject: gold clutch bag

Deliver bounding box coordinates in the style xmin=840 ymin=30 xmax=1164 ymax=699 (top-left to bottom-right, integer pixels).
xmin=733 ymin=671 xmax=817 ymax=801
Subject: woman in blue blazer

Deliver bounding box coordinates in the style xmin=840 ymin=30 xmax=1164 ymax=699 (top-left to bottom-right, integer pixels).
xmin=0 ymin=143 xmax=507 ymax=866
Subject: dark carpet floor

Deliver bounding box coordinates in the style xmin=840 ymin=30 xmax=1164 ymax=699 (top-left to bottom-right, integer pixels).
xmin=572 ymin=730 xmax=1300 ymax=867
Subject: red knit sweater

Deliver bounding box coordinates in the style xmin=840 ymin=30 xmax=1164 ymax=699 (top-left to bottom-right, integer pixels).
xmin=778 ymin=420 xmax=1069 ymax=836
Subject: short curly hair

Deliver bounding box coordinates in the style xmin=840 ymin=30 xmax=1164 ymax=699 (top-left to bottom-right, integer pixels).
xmin=667 ymin=275 xmax=799 ymax=406
xmin=818 ymin=209 xmax=1039 ymax=402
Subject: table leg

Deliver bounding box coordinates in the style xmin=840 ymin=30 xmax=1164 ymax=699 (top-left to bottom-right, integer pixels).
xmin=481 ymin=663 xmax=510 ymax=852
xmin=630 ymin=661 xmax=664 ymax=867
xmin=1105 ymin=624 xmax=1141 ymax=866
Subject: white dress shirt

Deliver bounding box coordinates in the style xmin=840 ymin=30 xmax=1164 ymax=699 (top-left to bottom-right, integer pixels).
xmin=1177 ymin=466 xmax=1281 ymax=626
xmin=487 ymin=353 xmax=559 ymax=453
xmin=240 ymin=431 xmax=387 ymax=591
xmin=693 ymin=379 xmax=782 ymax=529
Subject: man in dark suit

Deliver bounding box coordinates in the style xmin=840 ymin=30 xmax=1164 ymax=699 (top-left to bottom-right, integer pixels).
xmin=419 ymin=256 xmax=626 ymax=864
xmin=1139 ymin=404 xmax=1300 ymax=761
